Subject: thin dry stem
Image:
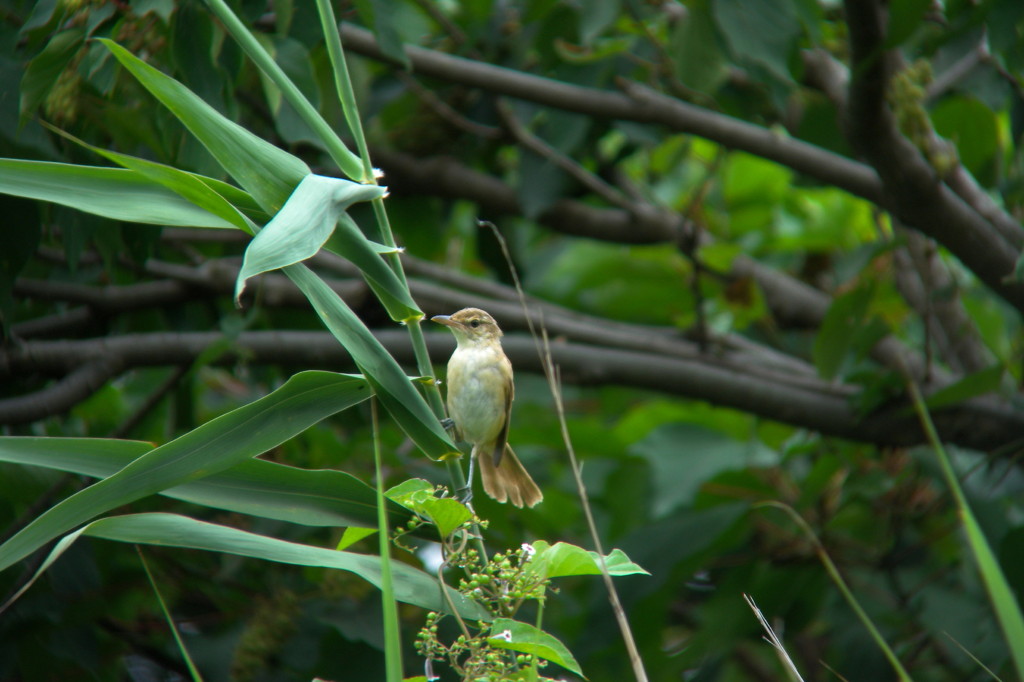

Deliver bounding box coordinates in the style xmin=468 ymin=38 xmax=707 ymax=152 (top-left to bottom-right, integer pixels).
xmin=482 ymin=221 xmax=650 ymax=682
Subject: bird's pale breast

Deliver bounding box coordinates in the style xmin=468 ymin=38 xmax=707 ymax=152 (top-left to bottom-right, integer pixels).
xmin=446 ymin=344 xmax=509 ymax=446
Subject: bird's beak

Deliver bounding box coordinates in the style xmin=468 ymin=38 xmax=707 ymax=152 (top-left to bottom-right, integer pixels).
xmin=431 ymin=314 xmax=455 ymax=327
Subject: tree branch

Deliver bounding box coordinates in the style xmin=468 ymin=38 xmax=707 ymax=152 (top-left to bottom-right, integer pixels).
xmin=337 ymin=22 xmax=885 ymax=205
xmin=0 ymin=356 xmax=124 ymax=424
xmin=2 ymin=331 xmax=1020 ymax=451
xmin=843 ymin=0 xmax=1024 ymax=314
xmin=369 ymin=149 xmax=936 ymax=381
xmin=339 ymin=19 xmax=1024 ymax=314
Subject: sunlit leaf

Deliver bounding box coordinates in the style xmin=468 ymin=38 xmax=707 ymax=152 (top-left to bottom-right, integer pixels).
xmin=487 ymin=618 xmax=583 ymax=675
xmin=233 ymin=173 xmax=393 ymax=307
xmin=0 ymin=159 xmax=236 ymax=228
xmin=527 ymin=541 xmax=649 ymax=581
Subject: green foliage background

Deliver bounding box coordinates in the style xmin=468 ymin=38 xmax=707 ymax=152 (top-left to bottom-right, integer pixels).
xmin=2 ymin=0 xmax=1024 ymax=680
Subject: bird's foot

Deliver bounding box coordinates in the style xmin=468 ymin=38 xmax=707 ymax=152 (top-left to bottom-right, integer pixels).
xmin=440 ymin=417 xmax=455 ymax=431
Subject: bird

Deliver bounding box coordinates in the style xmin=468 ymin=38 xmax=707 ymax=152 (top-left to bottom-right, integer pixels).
xmin=431 ymin=307 xmax=543 ymax=508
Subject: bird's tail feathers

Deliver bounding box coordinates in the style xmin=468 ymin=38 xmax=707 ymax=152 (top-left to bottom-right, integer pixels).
xmin=476 ymin=444 xmax=543 ymax=508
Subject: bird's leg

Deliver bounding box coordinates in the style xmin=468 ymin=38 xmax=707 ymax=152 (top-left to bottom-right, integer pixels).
xmin=457 ymin=454 xmax=475 ymax=506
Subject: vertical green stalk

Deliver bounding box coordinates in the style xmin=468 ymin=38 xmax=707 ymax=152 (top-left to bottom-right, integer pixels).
xmin=313 ymin=0 xmax=444 ymax=402
xmin=372 ymin=397 xmax=403 ymax=682
xmin=908 ymin=381 xmax=1024 ymax=677
xmin=313 ymin=0 xmax=474 ymax=507
xmin=757 ymin=502 xmax=912 ymax=682
xmin=204 ymin=0 xmax=363 ymax=180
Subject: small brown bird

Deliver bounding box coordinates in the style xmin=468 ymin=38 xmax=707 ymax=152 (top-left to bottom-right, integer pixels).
xmin=432 ymin=308 xmax=543 ymax=508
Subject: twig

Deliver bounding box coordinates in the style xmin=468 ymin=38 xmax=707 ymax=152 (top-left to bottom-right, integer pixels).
xmin=396 ymin=71 xmax=502 ymax=140
xmin=495 ymin=99 xmax=635 ymax=210
xmin=337 ymin=22 xmax=884 ymax=205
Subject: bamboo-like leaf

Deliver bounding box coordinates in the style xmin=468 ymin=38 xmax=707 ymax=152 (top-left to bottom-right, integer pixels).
xmin=334 ymin=213 xmax=422 ymax=322
xmin=234 ymin=174 xmax=390 ymax=303
xmin=0 ymin=371 xmax=369 ymax=572
xmin=4 ymin=513 xmax=489 ymax=620
xmin=45 ymin=124 xmax=255 ymax=232
xmin=0 ymin=436 xmax=414 ymax=529
xmin=203 ymin=0 xmax=365 ymax=180
xmin=0 ymin=159 xmax=236 ymax=228
xmin=99 ymin=38 xmax=308 ymax=213
xmin=284 ymin=264 xmax=456 ymax=460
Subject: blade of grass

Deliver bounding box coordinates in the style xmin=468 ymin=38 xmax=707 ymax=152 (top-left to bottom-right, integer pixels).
xmin=99 ymin=38 xmax=309 ymax=213
xmin=283 ymin=263 xmax=456 ymax=460
xmin=137 ymin=547 xmax=204 ymax=682
xmin=744 ymin=593 xmax=804 ymax=682
xmin=0 ymin=436 xmax=416 ymax=530
xmin=908 ymin=380 xmax=1024 ymax=677
xmin=44 ymin=123 xmax=255 ymax=232
xmin=757 ymin=501 xmax=912 ymax=682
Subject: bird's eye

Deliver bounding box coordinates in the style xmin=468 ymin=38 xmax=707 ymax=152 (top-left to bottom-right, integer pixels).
xmin=470 ymin=319 xmax=480 ymax=328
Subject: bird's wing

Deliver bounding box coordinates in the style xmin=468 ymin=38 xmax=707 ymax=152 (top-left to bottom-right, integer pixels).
xmin=493 ymin=359 xmax=514 ymax=467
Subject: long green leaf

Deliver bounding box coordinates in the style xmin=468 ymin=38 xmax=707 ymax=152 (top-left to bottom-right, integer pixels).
xmin=909 ymin=381 xmax=1024 ymax=677
xmin=0 ymin=436 xmax=414 ymax=529
xmin=0 ymin=371 xmax=369 ymax=572
xmin=99 ymin=38 xmax=308 ymax=213
xmin=5 ymin=513 xmax=489 ymax=620
xmin=759 ymin=502 xmax=912 ymax=682
xmin=45 ymin=124 xmax=255 ymax=233
xmin=137 ymin=549 xmax=204 ymax=682
xmin=334 ymin=213 xmax=422 ymax=322
xmin=0 ymin=159 xmax=236 ymax=228
xmin=284 ymin=264 xmax=456 ymax=460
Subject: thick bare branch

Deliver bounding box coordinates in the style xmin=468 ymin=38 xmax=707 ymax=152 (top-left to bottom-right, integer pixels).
xmin=1 ymin=331 xmax=1020 ymax=451
xmin=340 ymin=20 xmax=1024 ymax=314
xmin=0 ymin=357 xmax=123 ymax=424
xmin=843 ymin=0 xmax=1024 ymax=314
xmin=338 ymin=22 xmax=885 ymax=205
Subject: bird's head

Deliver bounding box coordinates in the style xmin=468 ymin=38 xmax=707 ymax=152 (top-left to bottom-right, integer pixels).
xmin=431 ymin=308 xmax=504 ymax=346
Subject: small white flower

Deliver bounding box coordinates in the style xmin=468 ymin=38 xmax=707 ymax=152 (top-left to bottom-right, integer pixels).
xmin=521 ymin=543 xmax=536 ymax=559
xmin=497 ymin=629 xmax=513 ymax=642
